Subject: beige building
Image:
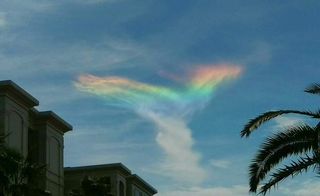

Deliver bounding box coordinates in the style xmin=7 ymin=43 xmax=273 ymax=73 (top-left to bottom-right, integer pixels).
xmin=65 ymin=163 xmax=157 ymax=196
xmin=0 ymin=80 xmax=157 ymax=196
xmin=0 ymin=80 xmax=72 ymax=195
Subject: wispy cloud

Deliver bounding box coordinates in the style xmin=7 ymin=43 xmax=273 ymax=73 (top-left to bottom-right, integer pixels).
xmin=282 ymin=181 xmax=320 ymax=196
xmin=159 ymin=179 xmax=320 ymax=196
xmin=0 ymin=35 xmax=147 ymax=113
xmin=209 ymin=159 xmax=231 ymax=169
xmin=64 ymin=121 xmax=154 ymax=167
xmin=238 ymin=41 xmax=273 ymax=65
xmin=158 ymin=185 xmax=248 ymax=196
xmin=0 ymin=0 xmax=54 ymax=26
xmin=71 ymin=151 xmax=127 ymax=166
xmin=0 ymin=37 xmax=144 ymax=77
xmin=160 ymin=180 xmax=320 ymax=196
xmin=273 ymin=116 xmax=304 ymax=130
xmin=0 ymin=12 xmax=6 ymax=28
xmin=74 ymin=0 xmax=120 ymax=4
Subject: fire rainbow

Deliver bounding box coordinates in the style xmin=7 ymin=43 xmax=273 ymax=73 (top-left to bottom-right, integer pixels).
xmin=75 ymin=65 xmax=242 ymax=110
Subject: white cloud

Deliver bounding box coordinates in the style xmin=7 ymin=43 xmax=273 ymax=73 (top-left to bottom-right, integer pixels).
xmin=140 ymin=111 xmax=206 ymax=185
xmin=69 ymin=151 xmax=126 ymax=166
xmin=236 ymin=41 xmax=273 ymax=66
xmin=69 ymin=117 xmax=146 ymax=137
xmin=209 ymin=159 xmax=231 ymax=169
xmin=75 ymin=0 xmax=119 ymax=4
xmin=0 ymin=37 xmax=145 ymax=77
xmin=279 ymin=181 xmax=320 ymax=196
xmin=159 ymin=185 xmax=248 ymax=196
xmin=0 ymin=12 xmax=6 ymax=28
xmin=0 ymin=1 xmax=54 ymax=23
xmin=274 ymin=116 xmax=303 ymax=129
xmin=0 ymin=0 xmax=116 ymax=32
xmin=158 ymin=181 xmax=320 ymax=196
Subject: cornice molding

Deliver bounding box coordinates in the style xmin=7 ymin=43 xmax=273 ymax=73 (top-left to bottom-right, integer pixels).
xmin=0 ymin=80 xmax=39 ymax=108
xmin=32 ymin=109 xmax=72 ymax=133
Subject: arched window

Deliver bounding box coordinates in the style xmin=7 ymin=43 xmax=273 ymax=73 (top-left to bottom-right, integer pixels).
xmin=8 ymin=111 xmax=24 ymax=153
xmin=49 ymin=136 xmax=61 ymax=174
xmin=119 ymin=181 xmax=125 ymax=196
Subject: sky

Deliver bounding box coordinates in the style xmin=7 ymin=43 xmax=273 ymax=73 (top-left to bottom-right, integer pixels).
xmin=0 ymin=1 xmax=320 ymax=195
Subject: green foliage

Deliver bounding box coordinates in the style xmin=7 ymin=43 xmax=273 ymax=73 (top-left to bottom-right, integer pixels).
xmin=241 ymin=84 xmax=320 ymax=195
xmin=0 ymin=135 xmax=47 ymax=196
xmin=240 ymin=110 xmax=320 ymax=138
xmin=305 ymin=83 xmax=320 ymax=94
xmin=259 ymin=154 xmax=320 ymax=195
xmin=69 ymin=175 xmax=113 ymax=196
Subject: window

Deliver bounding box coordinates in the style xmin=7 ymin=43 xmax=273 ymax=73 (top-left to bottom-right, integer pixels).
xmin=49 ymin=137 xmax=60 ymax=174
xmin=8 ymin=111 xmax=24 ymax=153
xmin=134 ymin=189 xmax=139 ymax=196
xmin=119 ymin=181 xmax=124 ymax=196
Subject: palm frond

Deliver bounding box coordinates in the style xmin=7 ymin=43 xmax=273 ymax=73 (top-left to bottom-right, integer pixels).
xmin=240 ymin=110 xmax=320 ymax=137
xmin=305 ymin=83 xmax=320 ymax=94
xmin=258 ymin=154 xmax=319 ymax=195
xmin=248 ymin=124 xmax=317 ymax=192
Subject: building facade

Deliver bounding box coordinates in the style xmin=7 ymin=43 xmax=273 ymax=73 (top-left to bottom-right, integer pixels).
xmin=0 ymin=80 xmax=157 ymax=196
xmin=0 ymin=80 xmax=72 ymax=195
xmin=64 ymin=163 xmax=157 ymax=196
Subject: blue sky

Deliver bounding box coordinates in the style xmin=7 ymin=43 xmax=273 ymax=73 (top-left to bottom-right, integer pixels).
xmin=1 ymin=1 xmax=320 ymax=195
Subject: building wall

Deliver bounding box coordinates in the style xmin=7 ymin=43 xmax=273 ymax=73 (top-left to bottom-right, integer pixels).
xmin=64 ymin=169 xmax=120 ymax=196
xmin=64 ymin=166 xmax=157 ymax=196
xmin=0 ymin=81 xmax=72 ymax=196
xmin=128 ymin=183 xmax=153 ymax=196
xmin=0 ymin=96 xmax=29 ymax=157
xmin=126 ymin=175 xmax=156 ymax=196
xmin=117 ymin=175 xmax=127 ymax=196
xmin=46 ymin=124 xmax=64 ymax=196
xmin=30 ymin=120 xmax=66 ymax=196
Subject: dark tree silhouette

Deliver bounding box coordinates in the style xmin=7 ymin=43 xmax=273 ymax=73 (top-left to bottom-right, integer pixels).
xmin=0 ymin=135 xmax=48 ymax=196
xmin=240 ymin=83 xmax=320 ymax=195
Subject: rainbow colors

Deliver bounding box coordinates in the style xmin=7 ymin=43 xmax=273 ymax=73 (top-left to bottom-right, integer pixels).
xmin=75 ymin=65 xmax=242 ymax=110
xmin=74 ymin=64 xmax=242 ymax=183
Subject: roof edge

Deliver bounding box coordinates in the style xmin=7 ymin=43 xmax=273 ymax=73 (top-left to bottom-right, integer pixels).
xmin=64 ymin=163 xmax=132 ymax=175
xmin=0 ymin=80 xmax=39 ymax=107
xmin=127 ymin=174 xmax=157 ymax=194
xmin=33 ymin=109 xmax=72 ymax=133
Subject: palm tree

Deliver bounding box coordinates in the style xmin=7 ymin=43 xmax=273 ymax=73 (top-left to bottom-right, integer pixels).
xmin=0 ymin=135 xmax=47 ymax=196
xmin=240 ymin=83 xmax=320 ymax=195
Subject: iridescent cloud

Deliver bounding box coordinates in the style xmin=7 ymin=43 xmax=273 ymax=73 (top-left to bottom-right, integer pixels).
xmin=74 ymin=64 xmax=242 ymax=184
xmin=75 ymin=65 xmax=241 ymax=111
